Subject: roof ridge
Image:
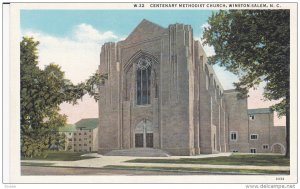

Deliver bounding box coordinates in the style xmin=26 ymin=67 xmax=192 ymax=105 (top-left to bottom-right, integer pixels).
xmin=140 ymin=19 xmax=165 ymax=29
xmin=124 ymin=19 xmax=166 ymax=42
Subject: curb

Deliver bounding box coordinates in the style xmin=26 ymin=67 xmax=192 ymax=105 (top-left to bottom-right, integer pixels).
xmin=21 ymin=164 xmax=289 ymax=175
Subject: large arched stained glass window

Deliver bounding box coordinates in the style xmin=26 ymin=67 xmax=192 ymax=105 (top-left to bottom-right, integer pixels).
xmin=136 ymin=57 xmax=151 ymax=105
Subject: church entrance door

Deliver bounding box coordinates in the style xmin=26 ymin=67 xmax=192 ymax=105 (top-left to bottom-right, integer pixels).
xmin=135 ymin=133 xmax=144 ymax=147
xmin=146 ymin=133 xmax=153 ymax=148
xmin=134 ymin=119 xmax=154 ymax=148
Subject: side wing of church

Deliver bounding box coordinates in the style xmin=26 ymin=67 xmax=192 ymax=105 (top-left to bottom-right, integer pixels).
xmin=97 ymin=19 xmax=286 ymax=156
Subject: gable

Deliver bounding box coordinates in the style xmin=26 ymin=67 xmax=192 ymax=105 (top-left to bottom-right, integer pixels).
xmin=123 ymin=19 xmax=166 ymax=44
xmin=59 ymin=124 xmax=76 ymax=132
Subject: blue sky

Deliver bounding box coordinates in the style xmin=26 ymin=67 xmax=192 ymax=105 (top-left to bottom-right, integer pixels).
xmin=21 ymin=10 xmax=214 ymax=39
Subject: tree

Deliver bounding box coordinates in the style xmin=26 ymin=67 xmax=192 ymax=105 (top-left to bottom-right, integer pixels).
xmin=202 ymin=10 xmax=290 ymax=157
xmin=49 ymin=132 xmax=66 ymax=151
xmin=21 ymin=37 xmax=107 ymax=157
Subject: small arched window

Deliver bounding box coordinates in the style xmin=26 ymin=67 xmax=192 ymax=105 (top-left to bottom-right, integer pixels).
xmin=136 ymin=57 xmax=151 ymax=105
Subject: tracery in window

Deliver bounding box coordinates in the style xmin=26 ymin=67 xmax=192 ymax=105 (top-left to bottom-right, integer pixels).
xmin=136 ymin=57 xmax=152 ymax=105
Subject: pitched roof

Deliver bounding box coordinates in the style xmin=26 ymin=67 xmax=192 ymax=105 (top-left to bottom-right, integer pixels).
xmin=122 ymin=19 xmax=166 ymax=44
xmin=248 ymin=108 xmax=273 ymax=115
xmin=75 ymin=118 xmax=99 ymax=130
xmin=59 ymin=124 xmax=76 ymax=132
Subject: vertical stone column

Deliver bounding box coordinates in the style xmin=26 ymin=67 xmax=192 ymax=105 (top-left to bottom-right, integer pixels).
xmin=193 ymin=41 xmax=201 ymax=155
xmin=98 ymin=42 xmax=121 ymax=153
xmin=143 ymin=122 xmax=146 ymax=148
xmin=223 ymin=110 xmax=227 ymax=152
xmin=130 ymin=62 xmax=137 ymax=148
xmin=117 ymin=60 xmax=122 ymax=149
xmin=218 ymin=104 xmax=221 ymax=151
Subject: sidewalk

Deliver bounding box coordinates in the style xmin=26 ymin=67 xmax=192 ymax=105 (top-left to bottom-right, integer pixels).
xmin=21 ymin=153 xmax=289 ymax=171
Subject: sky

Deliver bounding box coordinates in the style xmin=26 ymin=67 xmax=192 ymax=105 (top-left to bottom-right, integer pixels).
xmin=20 ymin=10 xmax=285 ymax=125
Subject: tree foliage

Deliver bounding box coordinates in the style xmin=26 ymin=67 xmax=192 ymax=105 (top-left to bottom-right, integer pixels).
xmin=202 ymin=10 xmax=289 ymax=116
xmin=202 ymin=10 xmax=290 ymax=157
xmin=20 ymin=37 xmax=107 ymax=157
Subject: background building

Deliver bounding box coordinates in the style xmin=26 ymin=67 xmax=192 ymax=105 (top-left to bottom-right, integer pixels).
xmin=59 ymin=118 xmax=99 ymax=152
xmin=73 ymin=118 xmax=99 ymax=152
xmin=59 ymin=124 xmax=76 ymax=151
xmin=248 ymin=108 xmax=286 ymax=154
xmin=225 ymin=90 xmax=250 ymax=153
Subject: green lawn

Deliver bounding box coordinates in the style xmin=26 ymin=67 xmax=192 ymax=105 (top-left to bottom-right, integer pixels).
xmin=126 ymin=154 xmax=290 ymax=166
xmin=21 ymin=151 xmax=96 ymax=161
xmin=104 ymin=165 xmax=289 ymax=175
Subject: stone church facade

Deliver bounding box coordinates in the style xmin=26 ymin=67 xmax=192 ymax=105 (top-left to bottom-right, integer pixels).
xmin=97 ymin=19 xmax=286 ymax=156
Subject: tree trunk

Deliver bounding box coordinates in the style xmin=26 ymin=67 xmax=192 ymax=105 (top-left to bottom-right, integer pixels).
xmin=285 ymin=108 xmax=289 ymax=157
xmin=285 ymin=92 xmax=290 ymax=158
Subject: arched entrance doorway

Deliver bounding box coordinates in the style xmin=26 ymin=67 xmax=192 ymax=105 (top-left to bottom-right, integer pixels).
xmin=134 ymin=119 xmax=153 ymax=148
xmin=271 ymin=143 xmax=286 ymax=154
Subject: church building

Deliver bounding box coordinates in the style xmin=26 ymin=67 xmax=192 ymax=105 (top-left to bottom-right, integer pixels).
xmin=97 ymin=19 xmax=286 ymax=156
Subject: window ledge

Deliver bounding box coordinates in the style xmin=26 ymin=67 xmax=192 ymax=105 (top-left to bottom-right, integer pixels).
xmin=135 ymin=104 xmax=152 ymax=108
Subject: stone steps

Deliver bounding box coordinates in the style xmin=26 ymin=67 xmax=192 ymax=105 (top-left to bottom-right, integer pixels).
xmin=104 ymin=148 xmax=170 ymax=157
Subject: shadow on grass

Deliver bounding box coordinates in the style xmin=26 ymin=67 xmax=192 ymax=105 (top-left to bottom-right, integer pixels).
xmin=104 ymin=165 xmax=290 ymax=175
xmin=21 ymin=162 xmax=54 ymax=167
xmin=21 ymin=151 xmax=97 ymax=161
xmin=126 ymin=154 xmax=289 ymax=166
